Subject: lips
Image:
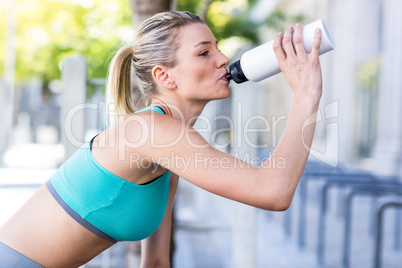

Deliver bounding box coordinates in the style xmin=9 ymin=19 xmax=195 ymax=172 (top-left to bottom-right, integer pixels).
xmin=220 ymin=72 xmax=229 ymax=82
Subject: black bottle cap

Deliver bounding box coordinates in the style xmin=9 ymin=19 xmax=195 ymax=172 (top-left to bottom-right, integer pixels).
xmin=228 ymin=60 xmax=248 ymax=84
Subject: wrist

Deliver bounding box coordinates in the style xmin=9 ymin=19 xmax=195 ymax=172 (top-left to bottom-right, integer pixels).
xmin=293 ymin=97 xmax=320 ymax=112
xmin=293 ymin=88 xmax=321 ymax=107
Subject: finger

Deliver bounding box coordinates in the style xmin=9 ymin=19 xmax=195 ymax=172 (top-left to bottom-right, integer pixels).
xmin=293 ymin=23 xmax=307 ymax=58
xmin=282 ymin=26 xmax=296 ymax=57
xmin=273 ymin=32 xmax=286 ymax=62
xmin=310 ymin=28 xmax=322 ymax=58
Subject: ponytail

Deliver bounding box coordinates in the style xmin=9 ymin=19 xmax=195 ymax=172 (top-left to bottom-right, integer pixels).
xmin=105 ymin=46 xmax=136 ymax=126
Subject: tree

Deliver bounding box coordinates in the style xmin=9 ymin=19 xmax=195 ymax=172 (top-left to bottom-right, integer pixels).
xmin=130 ymin=0 xmax=175 ymax=28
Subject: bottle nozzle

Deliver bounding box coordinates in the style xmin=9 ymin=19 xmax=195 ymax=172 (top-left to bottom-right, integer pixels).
xmin=227 ymin=60 xmax=248 ymax=84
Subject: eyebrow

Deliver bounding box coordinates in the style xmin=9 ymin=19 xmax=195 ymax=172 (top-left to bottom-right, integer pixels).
xmin=194 ymin=40 xmax=218 ymax=47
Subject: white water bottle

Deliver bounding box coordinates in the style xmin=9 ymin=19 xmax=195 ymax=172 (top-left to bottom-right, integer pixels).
xmin=226 ymin=19 xmax=335 ymax=83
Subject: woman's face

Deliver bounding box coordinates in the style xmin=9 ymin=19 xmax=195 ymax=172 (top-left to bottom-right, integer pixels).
xmin=169 ymin=23 xmax=230 ymax=102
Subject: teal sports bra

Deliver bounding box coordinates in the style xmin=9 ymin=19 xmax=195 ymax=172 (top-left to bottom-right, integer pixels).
xmin=47 ymin=106 xmax=171 ymax=242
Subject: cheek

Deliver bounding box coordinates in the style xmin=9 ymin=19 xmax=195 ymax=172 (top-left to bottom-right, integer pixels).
xmin=174 ymin=63 xmax=211 ymax=89
xmin=194 ymin=68 xmax=212 ymax=86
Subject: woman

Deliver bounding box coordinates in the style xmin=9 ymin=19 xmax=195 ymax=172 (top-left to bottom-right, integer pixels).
xmin=0 ymin=11 xmax=322 ymax=267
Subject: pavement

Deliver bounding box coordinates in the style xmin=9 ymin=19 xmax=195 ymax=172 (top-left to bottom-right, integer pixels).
xmin=1 ymin=149 xmax=402 ymax=268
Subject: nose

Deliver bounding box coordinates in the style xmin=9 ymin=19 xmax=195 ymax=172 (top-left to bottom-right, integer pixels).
xmin=218 ymin=50 xmax=229 ymax=69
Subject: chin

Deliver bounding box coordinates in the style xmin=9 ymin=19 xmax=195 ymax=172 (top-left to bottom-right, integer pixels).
xmin=216 ymin=87 xmax=231 ymax=99
xmin=198 ymin=86 xmax=231 ymax=101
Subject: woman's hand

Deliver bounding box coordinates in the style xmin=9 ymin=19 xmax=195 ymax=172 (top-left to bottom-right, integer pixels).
xmin=273 ymin=23 xmax=323 ymax=104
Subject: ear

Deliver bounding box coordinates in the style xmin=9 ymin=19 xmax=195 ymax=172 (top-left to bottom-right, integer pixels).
xmin=152 ymin=65 xmax=176 ymax=89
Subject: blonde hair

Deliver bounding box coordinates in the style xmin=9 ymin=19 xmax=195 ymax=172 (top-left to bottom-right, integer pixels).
xmin=105 ymin=11 xmax=204 ymax=123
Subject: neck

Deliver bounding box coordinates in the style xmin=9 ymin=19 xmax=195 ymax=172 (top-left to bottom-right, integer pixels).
xmin=151 ymin=96 xmax=208 ymax=127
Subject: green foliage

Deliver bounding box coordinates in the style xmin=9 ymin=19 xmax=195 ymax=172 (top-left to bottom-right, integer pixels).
xmin=1 ymin=0 xmax=132 ymax=85
xmin=263 ymin=10 xmax=307 ymax=32
xmin=208 ymin=13 xmax=260 ymax=44
xmin=1 ymin=0 xmax=304 ymax=96
xmin=0 ymin=4 xmax=7 ymax=77
xmin=177 ymin=0 xmax=260 ymax=44
xmin=177 ymin=0 xmax=203 ymax=14
xmin=357 ymin=58 xmax=381 ymax=93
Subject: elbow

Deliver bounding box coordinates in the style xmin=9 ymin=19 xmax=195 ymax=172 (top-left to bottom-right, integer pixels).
xmin=275 ymin=189 xmax=294 ymax=211
xmin=255 ymin=171 xmax=298 ymax=211
xmin=260 ymin=192 xmax=293 ymax=212
xmin=263 ymin=175 xmax=299 ymax=211
xmin=270 ymin=197 xmax=292 ymax=211
xmin=271 ymin=199 xmax=291 ymax=211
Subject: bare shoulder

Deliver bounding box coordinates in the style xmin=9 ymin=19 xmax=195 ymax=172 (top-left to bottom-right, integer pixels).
xmin=120 ymin=111 xmax=209 ymax=153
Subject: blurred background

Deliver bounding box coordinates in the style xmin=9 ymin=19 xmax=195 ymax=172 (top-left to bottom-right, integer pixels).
xmin=1 ymin=0 xmax=402 ymax=267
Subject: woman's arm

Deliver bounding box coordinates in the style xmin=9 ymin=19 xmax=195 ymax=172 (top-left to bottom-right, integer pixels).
xmin=126 ymin=25 xmax=322 ymax=211
xmin=257 ymin=24 xmax=323 ymax=209
xmin=140 ymin=173 xmax=179 ymax=268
